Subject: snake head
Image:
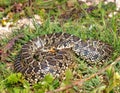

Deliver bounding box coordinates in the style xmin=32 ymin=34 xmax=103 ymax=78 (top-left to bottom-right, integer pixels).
xmin=48 ymin=47 xmax=57 ymax=53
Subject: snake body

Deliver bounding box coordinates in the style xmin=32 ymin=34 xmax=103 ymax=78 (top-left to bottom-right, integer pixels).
xmin=14 ymin=32 xmax=113 ymax=83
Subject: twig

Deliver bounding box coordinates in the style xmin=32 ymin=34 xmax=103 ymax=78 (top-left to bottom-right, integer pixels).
xmin=46 ymin=56 xmax=120 ymax=93
xmin=0 ymin=34 xmax=24 ymax=61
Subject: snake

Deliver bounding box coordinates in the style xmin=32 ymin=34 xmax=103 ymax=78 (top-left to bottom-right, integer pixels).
xmin=14 ymin=32 xmax=113 ymax=83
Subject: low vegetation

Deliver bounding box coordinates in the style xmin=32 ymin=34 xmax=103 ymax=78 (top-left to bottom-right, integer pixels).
xmin=0 ymin=0 xmax=120 ymax=93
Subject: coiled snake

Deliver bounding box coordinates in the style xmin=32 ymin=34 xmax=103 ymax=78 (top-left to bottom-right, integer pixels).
xmin=14 ymin=32 xmax=113 ymax=83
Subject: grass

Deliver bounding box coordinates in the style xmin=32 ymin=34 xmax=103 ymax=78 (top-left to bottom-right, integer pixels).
xmin=0 ymin=0 xmax=120 ymax=93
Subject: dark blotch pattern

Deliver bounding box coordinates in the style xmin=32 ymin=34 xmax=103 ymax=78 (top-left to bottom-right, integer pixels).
xmin=14 ymin=32 xmax=113 ymax=84
xmin=41 ymin=62 xmax=48 ymax=69
xmin=63 ymin=33 xmax=70 ymax=38
xmin=54 ymin=55 xmax=63 ymax=60
xmin=27 ymin=67 xmax=33 ymax=74
xmin=47 ymin=58 xmax=56 ymax=66
xmin=59 ymin=62 xmax=63 ymax=68
xmin=72 ymin=35 xmax=80 ymax=42
xmin=34 ymin=67 xmax=39 ymax=73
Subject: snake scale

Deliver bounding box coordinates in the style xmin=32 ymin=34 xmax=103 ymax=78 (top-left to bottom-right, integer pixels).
xmin=14 ymin=32 xmax=113 ymax=83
